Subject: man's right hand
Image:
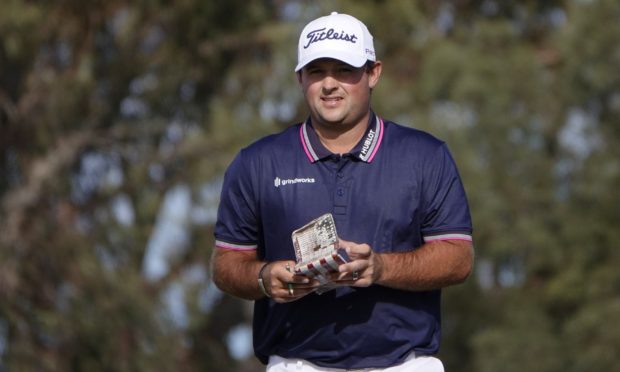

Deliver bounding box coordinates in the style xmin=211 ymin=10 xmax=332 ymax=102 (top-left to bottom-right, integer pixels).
xmin=261 ymin=261 xmax=321 ymax=303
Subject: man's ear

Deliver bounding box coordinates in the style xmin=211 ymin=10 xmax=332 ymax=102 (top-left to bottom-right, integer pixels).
xmin=368 ymin=61 xmax=382 ymax=89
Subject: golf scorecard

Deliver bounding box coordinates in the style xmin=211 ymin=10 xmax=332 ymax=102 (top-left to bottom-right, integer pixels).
xmin=291 ymin=213 xmax=350 ymax=294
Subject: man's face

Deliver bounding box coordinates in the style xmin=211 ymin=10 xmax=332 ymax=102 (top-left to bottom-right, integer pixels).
xmin=298 ymin=58 xmax=381 ymax=130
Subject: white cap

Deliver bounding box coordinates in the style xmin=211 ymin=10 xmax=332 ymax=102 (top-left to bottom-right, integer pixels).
xmin=295 ymin=12 xmax=376 ymax=72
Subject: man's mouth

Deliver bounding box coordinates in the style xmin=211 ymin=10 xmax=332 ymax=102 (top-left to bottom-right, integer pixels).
xmin=321 ymin=96 xmax=343 ymax=103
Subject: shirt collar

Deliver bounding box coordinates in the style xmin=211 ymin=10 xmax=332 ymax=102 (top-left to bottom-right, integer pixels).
xmin=299 ymin=113 xmax=384 ymax=163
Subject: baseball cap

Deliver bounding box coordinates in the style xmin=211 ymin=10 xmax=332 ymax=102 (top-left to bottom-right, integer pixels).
xmin=295 ymin=12 xmax=376 ymax=72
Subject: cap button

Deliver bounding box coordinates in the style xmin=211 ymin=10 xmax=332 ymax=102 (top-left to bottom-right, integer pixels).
xmin=330 ymin=11 xmax=338 ymax=15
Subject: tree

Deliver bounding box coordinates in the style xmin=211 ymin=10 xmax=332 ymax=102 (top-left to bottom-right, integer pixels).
xmin=1 ymin=1 xmax=283 ymax=370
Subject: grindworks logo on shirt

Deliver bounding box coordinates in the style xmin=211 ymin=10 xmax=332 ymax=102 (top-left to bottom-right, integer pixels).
xmin=274 ymin=177 xmax=316 ymax=188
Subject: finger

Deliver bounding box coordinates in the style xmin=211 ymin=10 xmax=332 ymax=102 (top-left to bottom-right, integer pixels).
xmin=282 ymin=284 xmax=317 ymax=302
xmin=289 ymin=280 xmax=320 ymax=290
xmin=337 ymin=238 xmax=355 ymax=251
xmin=274 ymin=284 xmax=298 ymax=303
xmin=338 ymin=260 xmax=368 ymax=274
xmin=280 ymin=261 xmax=309 ymax=283
xmin=339 ymin=240 xmax=372 ymax=258
xmin=332 ymin=270 xmax=360 ymax=281
xmin=290 ymin=274 xmax=311 ymax=285
xmin=282 ymin=261 xmax=296 ymax=275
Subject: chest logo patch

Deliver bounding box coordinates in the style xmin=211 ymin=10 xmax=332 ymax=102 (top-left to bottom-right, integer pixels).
xmin=274 ymin=177 xmax=316 ymax=188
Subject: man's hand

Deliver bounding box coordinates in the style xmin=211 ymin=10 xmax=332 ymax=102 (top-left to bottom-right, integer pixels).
xmin=333 ymin=238 xmax=384 ymax=287
xmin=332 ymin=238 xmax=473 ymax=291
xmin=261 ymin=260 xmax=322 ymax=303
xmin=211 ymin=249 xmax=320 ymax=301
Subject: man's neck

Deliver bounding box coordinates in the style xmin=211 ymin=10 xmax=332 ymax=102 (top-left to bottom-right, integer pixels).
xmin=312 ymin=112 xmax=371 ymax=155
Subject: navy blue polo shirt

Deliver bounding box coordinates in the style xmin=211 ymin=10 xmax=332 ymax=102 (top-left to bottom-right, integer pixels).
xmin=214 ymin=113 xmax=473 ymax=369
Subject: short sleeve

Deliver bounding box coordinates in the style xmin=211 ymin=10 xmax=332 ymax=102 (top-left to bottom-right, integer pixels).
xmin=214 ymin=150 xmax=259 ymax=251
xmin=420 ymin=144 xmax=473 ymax=243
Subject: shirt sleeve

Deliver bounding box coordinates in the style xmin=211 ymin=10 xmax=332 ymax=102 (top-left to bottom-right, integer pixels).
xmin=214 ymin=150 xmax=259 ymax=251
xmin=420 ymin=143 xmax=473 ymax=243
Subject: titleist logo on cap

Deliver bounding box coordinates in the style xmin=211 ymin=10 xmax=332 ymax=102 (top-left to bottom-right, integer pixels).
xmin=294 ymin=12 xmax=375 ymax=72
xmin=303 ymin=27 xmax=358 ymax=49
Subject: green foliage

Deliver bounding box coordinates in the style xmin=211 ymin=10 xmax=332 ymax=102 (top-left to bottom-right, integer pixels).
xmin=1 ymin=0 xmax=278 ymax=371
xmin=471 ymin=293 xmax=565 ymax=372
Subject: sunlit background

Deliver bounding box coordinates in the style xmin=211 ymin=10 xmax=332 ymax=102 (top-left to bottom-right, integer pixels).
xmin=1 ymin=1 xmax=619 ymax=371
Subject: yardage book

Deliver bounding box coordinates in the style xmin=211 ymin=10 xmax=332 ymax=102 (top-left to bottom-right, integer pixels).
xmin=291 ymin=213 xmax=350 ymax=294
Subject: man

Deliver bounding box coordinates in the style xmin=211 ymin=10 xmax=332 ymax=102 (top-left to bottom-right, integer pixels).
xmin=212 ymin=12 xmax=473 ymax=372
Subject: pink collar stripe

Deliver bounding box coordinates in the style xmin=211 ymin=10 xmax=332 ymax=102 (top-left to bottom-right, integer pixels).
xmin=362 ymin=117 xmax=384 ymax=163
xmin=299 ymin=115 xmax=384 ymax=164
xmin=299 ymin=123 xmax=319 ymax=162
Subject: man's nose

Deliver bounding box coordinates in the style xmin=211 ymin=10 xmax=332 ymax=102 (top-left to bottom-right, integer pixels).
xmin=321 ymin=75 xmax=338 ymax=93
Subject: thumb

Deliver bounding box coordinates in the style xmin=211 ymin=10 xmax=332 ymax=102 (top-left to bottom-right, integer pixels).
xmin=338 ymin=239 xmax=371 ymax=259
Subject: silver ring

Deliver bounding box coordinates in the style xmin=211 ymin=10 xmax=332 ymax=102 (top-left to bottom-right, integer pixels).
xmin=352 ymin=271 xmax=359 ymax=281
xmin=288 ymin=283 xmax=294 ymax=296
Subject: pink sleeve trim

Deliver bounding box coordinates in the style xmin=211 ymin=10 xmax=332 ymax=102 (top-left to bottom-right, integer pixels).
xmin=215 ymin=240 xmax=257 ymax=251
xmin=423 ymin=233 xmax=473 ymax=243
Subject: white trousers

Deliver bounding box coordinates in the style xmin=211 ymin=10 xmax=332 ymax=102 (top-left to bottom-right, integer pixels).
xmin=266 ymin=354 xmax=444 ymax=372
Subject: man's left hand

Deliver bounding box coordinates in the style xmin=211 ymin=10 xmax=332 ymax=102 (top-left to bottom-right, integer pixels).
xmin=332 ymin=238 xmax=384 ymax=287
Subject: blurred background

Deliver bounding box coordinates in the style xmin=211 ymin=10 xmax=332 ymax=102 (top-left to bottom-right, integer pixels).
xmin=1 ymin=0 xmax=619 ymax=371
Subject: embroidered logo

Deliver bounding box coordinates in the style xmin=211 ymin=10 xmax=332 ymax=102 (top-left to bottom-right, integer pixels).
xmin=360 ymin=129 xmax=376 ymax=158
xmin=303 ymin=28 xmax=358 ymax=49
xmin=274 ymin=177 xmax=316 ymax=188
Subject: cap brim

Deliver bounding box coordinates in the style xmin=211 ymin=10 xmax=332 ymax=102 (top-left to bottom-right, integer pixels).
xmin=295 ymin=50 xmax=368 ymax=72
